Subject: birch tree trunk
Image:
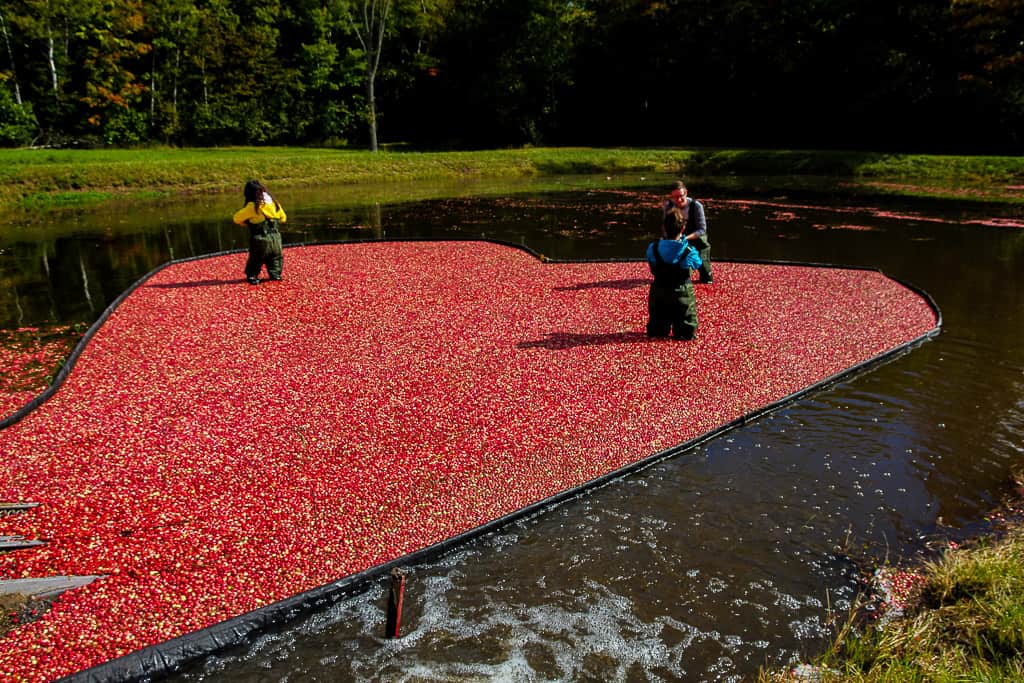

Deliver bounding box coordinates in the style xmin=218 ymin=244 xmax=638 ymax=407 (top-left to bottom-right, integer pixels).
xmin=150 ymin=51 xmax=157 ymax=119
xmin=366 ymin=67 xmax=378 ymax=152
xmin=352 ymin=0 xmax=391 ymax=152
xmin=47 ymin=25 xmax=58 ymax=93
xmin=0 ymin=10 xmax=21 ymax=104
xmin=173 ymin=49 xmax=180 ymax=117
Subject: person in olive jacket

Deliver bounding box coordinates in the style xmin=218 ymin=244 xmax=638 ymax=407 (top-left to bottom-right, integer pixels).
xmin=662 ymin=180 xmax=712 ymax=284
xmin=233 ymin=179 xmax=287 ymax=284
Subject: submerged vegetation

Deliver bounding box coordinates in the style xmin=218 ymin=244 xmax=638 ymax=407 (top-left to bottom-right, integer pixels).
xmin=2 ymin=147 xmax=1023 ymax=212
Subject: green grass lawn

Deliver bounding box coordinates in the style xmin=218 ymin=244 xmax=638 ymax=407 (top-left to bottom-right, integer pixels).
xmin=2 ymin=146 xmax=1022 ymax=211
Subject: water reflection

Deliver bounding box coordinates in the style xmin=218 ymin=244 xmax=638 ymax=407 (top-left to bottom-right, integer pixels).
xmin=2 ymin=180 xmax=1023 ymax=680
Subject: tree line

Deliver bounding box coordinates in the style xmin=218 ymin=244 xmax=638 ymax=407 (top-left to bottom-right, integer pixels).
xmin=0 ymin=0 xmax=1020 ymax=153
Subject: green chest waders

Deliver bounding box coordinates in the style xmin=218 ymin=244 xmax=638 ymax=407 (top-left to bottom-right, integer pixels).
xmin=685 ymin=200 xmax=713 ymax=283
xmin=245 ymin=218 xmax=283 ymax=282
xmin=646 ymin=244 xmax=698 ymax=340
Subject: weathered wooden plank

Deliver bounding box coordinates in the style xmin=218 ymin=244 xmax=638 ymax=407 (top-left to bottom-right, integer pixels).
xmin=0 ymin=502 xmax=40 ymax=511
xmin=0 ymin=576 xmax=103 ymax=599
xmin=0 ymin=536 xmax=46 ymax=551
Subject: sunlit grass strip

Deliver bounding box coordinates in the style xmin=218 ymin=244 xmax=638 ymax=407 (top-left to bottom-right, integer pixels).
xmin=0 ymin=242 xmax=938 ymax=681
xmin=18 ymin=190 xmax=165 ymax=209
xmin=1 ymin=147 xmax=1022 ymax=211
xmin=0 ymin=147 xmax=692 ymax=210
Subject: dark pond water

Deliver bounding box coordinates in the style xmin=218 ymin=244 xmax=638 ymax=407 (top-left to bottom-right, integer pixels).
xmin=2 ymin=177 xmax=1023 ymax=681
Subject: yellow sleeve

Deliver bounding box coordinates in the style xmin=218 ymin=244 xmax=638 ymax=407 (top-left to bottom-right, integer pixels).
xmin=233 ymin=203 xmax=261 ymax=225
xmin=262 ymin=201 xmax=287 ymax=223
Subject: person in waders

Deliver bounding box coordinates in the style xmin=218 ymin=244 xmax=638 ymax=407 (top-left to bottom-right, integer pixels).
xmin=233 ymin=180 xmax=287 ymax=284
xmin=646 ymin=206 xmax=702 ymax=340
xmin=662 ymin=180 xmax=713 ymax=284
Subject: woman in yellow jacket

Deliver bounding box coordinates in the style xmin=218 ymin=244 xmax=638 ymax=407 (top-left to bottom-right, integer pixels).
xmin=233 ymin=179 xmax=287 ymax=284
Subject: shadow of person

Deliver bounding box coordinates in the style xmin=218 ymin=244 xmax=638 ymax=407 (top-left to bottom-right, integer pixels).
xmin=553 ymin=278 xmax=650 ymax=292
xmin=146 ymin=279 xmax=247 ymax=289
xmin=517 ymin=331 xmax=650 ymax=350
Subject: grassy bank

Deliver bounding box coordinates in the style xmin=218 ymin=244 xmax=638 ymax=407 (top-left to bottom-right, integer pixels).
xmin=0 ymin=147 xmax=683 ymax=210
xmin=765 ymin=484 xmax=1024 ymax=682
xmin=2 ymin=147 xmax=1023 ymax=211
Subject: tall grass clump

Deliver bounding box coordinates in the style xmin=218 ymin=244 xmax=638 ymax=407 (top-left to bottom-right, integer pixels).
xmin=771 ymin=523 xmax=1024 ymax=682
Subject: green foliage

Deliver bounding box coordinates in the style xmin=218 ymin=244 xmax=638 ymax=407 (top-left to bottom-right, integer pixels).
xmin=144 ymin=0 xmax=202 ymax=141
xmin=952 ymin=0 xmax=1024 ymax=149
xmin=424 ymin=0 xmax=586 ymax=146
xmin=0 ymin=83 xmax=36 ymax=146
xmin=102 ymin=107 xmax=148 ymax=145
xmin=0 ymin=0 xmax=1021 ymax=151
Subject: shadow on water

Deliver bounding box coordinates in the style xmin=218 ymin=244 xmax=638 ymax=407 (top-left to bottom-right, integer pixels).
xmin=2 ymin=176 xmax=1023 ymax=680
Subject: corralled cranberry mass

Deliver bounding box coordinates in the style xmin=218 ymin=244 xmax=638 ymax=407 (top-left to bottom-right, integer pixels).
xmin=0 ymin=327 xmax=76 ymax=419
xmin=0 ymin=242 xmax=937 ymax=681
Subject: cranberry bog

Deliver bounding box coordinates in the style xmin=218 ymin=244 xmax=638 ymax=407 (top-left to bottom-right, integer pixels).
xmin=0 ymin=240 xmax=939 ymax=682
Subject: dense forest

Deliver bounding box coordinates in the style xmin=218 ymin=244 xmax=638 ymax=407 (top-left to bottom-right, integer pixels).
xmin=0 ymin=0 xmax=1021 ymax=153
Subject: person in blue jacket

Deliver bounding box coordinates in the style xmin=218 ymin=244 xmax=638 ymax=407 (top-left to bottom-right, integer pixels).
xmin=646 ymin=206 xmax=703 ymax=340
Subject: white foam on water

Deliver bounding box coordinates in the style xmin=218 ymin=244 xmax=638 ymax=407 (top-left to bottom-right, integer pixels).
xmin=355 ymin=568 xmax=766 ymax=681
